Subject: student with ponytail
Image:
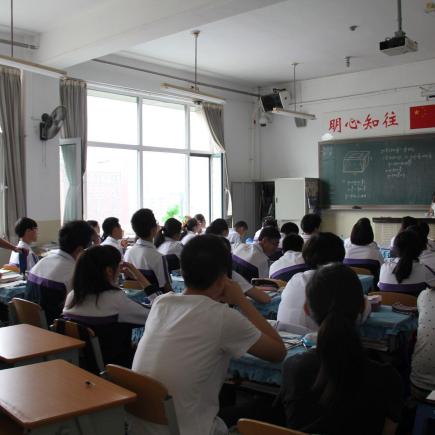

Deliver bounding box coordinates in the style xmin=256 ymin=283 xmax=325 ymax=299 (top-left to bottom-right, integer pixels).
xmin=379 ymin=229 xmax=435 ymax=296
xmin=155 ymin=218 xmax=183 ymax=258
xmin=280 ymin=263 xmax=403 ymax=435
xmin=180 ymin=218 xmax=200 ymax=245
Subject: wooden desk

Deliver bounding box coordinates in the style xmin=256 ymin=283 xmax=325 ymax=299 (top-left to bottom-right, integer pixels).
xmin=0 ymin=359 xmax=136 ymax=435
xmin=0 ymin=324 xmax=84 ymax=367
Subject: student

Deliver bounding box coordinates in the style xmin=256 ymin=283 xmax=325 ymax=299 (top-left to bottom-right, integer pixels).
xmin=279 ymin=263 xmax=403 ymax=435
xmin=253 ymin=216 xmax=278 ymax=241
xmin=194 ymin=213 xmax=206 ymax=234
xmin=279 ymin=221 xmax=299 ymax=248
xmin=101 ymin=217 xmax=127 ymax=256
xmin=428 ymin=192 xmax=435 ymax=217
xmin=180 ymin=218 xmax=200 ymax=245
xmin=417 ymin=222 xmax=435 ymax=272
xmin=124 ymin=208 xmax=172 ymax=294
xmin=269 ymin=234 xmax=306 ymax=281
xmin=9 ymin=217 xmax=39 ymax=271
xmin=343 ymin=218 xmax=384 ymax=280
xmin=205 ymin=218 xmax=229 ymax=237
xmin=131 ymin=234 xmax=285 ymax=435
xmin=227 ymin=220 xmax=248 ymax=245
xmin=300 ymin=213 xmax=321 ymax=243
xmin=87 ymin=220 xmax=101 ymax=245
xmin=232 ymin=226 xmax=281 ymax=282
xmin=63 ymin=245 xmax=150 ymax=367
xmin=277 ymin=232 xmax=345 ymax=331
xmin=389 ymin=215 xmax=418 ymax=250
xmin=26 ymin=220 xmax=94 ymax=325
xmin=155 ymin=218 xmax=183 ymax=258
xmin=379 ymin=229 xmax=435 ymax=295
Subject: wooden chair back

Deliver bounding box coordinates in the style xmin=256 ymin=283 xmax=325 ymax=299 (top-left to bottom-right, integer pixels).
xmin=123 ymin=280 xmax=142 ymax=289
xmin=369 ymin=291 xmax=417 ymax=307
xmin=237 ymin=419 xmax=307 ymax=434
xmin=350 ymin=266 xmax=373 ymax=276
xmin=106 ymin=364 xmax=180 ymax=434
xmin=1 ymin=264 xmax=20 ymax=273
xmin=9 ymin=298 xmax=48 ymax=329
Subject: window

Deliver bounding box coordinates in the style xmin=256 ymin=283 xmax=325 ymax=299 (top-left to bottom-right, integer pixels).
xmin=85 ymin=90 xmax=223 ymax=233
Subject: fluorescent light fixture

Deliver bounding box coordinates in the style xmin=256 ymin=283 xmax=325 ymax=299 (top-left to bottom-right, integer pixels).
xmin=0 ymin=54 xmax=66 ymax=78
xmin=421 ymin=87 xmax=435 ymax=99
xmin=161 ymin=83 xmax=226 ymax=105
xmin=272 ymin=107 xmax=316 ymax=120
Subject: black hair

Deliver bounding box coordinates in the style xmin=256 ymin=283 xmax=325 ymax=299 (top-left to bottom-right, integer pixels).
xmin=180 ymin=218 xmax=199 ymax=241
xmin=155 ymin=218 xmax=182 ymax=248
xmin=282 ymin=234 xmax=304 ymax=253
xmin=301 ymin=213 xmax=322 ymax=234
xmin=234 ymin=220 xmax=248 ymax=230
xmin=393 ymin=230 xmax=424 ymax=283
xmin=181 ymin=234 xmax=232 ymax=290
xmin=194 ymin=214 xmax=206 ymax=225
xmin=68 ymin=245 xmax=121 ymax=307
xmin=306 ymin=263 xmax=365 ymax=407
xmin=407 ymin=224 xmax=427 ymax=252
xmin=262 ymin=216 xmax=278 ymax=228
xmin=280 ymin=221 xmax=299 ymax=235
xmin=205 ymin=218 xmax=229 ymax=236
xmin=258 ymin=226 xmax=281 ymax=241
xmin=59 ymin=220 xmax=95 ymax=254
xmin=303 ymin=232 xmax=345 ymax=269
xmin=86 ymin=220 xmax=99 ymax=229
xmin=101 ymin=217 xmax=120 ymax=241
xmin=418 ymin=221 xmax=430 ymax=239
xmin=350 ymin=218 xmax=374 ymax=246
xmin=14 ymin=217 xmax=37 ymax=238
xmin=399 ymin=216 xmax=418 ymax=232
xmin=131 ymin=208 xmax=157 ymax=239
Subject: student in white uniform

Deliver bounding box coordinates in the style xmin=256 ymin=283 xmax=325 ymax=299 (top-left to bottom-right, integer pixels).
xmin=428 ymin=192 xmax=435 ymax=217
xmin=300 ymin=213 xmax=322 ymax=244
xmin=344 ymin=218 xmax=384 ymax=280
xmin=416 ymin=222 xmax=435 ymax=272
xmin=155 ymin=218 xmax=183 ymax=273
xmin=253 ymin=216 xmax=278 ymax=241
xmin=87 ymin=219 xmax=101 ymax=245
xmin=131 ymin=235 xmax=285 ymax=435
xmin=389 ymin=216 xmax=418 ymax=250
xmin=26 ymin=220 xmax=94 ymax=325
xmin=101 ymin=217 xmax=127 ymax=257
xmin=180 ymin=218 xmax=200 ymax=245
xmin=269 ymin=234 xmax=306 ymax=281
xmin=124 ymin=208 xmax=172 ymax=294
xmin=379 ymin=229 xmax=435 ymax=296
xmin=9 ymin=217 xmax=39 ymax=271
xmin=194 ymin=213 xmax=207 ymax=234
xmin=279 ymin=221 xmax=299 ymax=248
xmin=63 ymin=245 xmax=150 ymax=367
xmin=233 ymin=226 xmax=281 ymax=282
xmin=205 ymin=218 xmax=229 ymax=237
xmin=228 ymin=220 xmax=248 ymax=246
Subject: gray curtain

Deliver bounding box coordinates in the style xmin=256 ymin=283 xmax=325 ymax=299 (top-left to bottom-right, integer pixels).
xmin=202 ymin=102 xmax=232 ymax=218
xmin=60 ymin=78 xmax=87 ymax=174
xmin=0 ymin=66 xmax=26 ymax=242
xmin=61 ymin=143 xmax=80 ymax=222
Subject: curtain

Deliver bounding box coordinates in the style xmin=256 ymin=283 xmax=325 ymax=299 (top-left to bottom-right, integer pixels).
xmin=61 ymin=143 xmax=80 ymax=222
xmin=202 ymin=102 xmax=232 ymax=218
xmin=60 ymin=78 xmax=87 ymax=174
xmin=0 ymin=66 xmax=26 ymax=242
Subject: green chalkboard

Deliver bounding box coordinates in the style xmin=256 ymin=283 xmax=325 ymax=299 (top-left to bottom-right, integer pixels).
xmin=319 ymin=134 xmax=435 ymax=207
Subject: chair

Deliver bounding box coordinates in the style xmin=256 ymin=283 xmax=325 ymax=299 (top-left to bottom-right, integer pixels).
xmin=8 ymin=298 xmax=48 ymax=329
xmin=105 ymin=364 xmax=180 ymax=435
xmin=52 ymin=319 xmax=104 ymax=374
xmin=270 ymin=265 xmax=309 ymax=282
xmin=237 ymin=419 xmax=307 ymax=435
xmin=369 ymin=291 xmax=417 ymax=307
xmin=413 ymin=400 xmax=435 ymax=435
xmin=349 ymin=266 xmax=373 ymax=276
xmin=232 ymin=255 xmax=259 ymax=283
xmin=164 ymin=255 xmax=180 ymax=273
xmin=0 ymin=412 xmax=23 ymax=435
xmin=123 ymin=280 xmax=142 ymax=289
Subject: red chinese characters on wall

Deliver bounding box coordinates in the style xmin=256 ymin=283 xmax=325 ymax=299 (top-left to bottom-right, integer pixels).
xmin=328 ymin=111 xmax=399 ymax=133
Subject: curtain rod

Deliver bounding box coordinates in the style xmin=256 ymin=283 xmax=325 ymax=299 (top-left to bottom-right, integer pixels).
xmin=92 ymin=58 xmax=260 ymax=98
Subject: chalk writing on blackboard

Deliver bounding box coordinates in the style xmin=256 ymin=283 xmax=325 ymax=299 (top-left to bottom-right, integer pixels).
xmin=343 ymin=151 xmax=370 ymax=174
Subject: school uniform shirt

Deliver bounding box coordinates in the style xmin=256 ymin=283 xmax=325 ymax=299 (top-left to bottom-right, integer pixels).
xmin=420 ymin=248 xmax=435 ymax=274
xmin=411 ymin=289 xmax=435 ymax=391
xmin=269 ymin=250 xmax=305 ymax=280
xmin=232 ymin=270 xmax=253 ymax=294
xmin=232 ymin=242 xmax=270 ymax=280
xmin=124 ymin=239 xmax=170 ymax=289
xmin=9 ymin=240 xmax=39 ymax=271
xmin=227 ymin=228 xmax=241 ymax=245
xmin=181 ymin=231 xmax=197 ymax=246
xmin=301 ymin=233 xmax=312 ymax=244
xmin=156 ymin=237 xmax=183 ymax=259
xmin=378 ymin=258 xmax=435 ymax=295
xmin=131 ymin=293 xmax=261 ymax=435
xmin=253 ymin=228 xmax=263 ymax=242
xmin=344 ymin=242 xmax=384 ymax=267
xmin=101 ymin=236 xmax=124 ymax=256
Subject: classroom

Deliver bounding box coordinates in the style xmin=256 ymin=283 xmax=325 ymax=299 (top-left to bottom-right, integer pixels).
xmin=0 ymin=1 xmax=435 ymax=434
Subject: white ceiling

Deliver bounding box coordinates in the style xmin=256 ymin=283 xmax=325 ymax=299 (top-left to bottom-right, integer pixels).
xmin=123 ymin=0 xmax=435 ymax=85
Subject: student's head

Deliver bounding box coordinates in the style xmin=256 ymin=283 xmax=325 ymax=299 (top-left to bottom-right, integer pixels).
xmin=181 ymin=234 xmax=232 ymax=296
xmin=183 ymin=218 xmax=199 ymax=234
xmin=155 ymin=218 xmax=182 ymax=248
xmin=234 ymin=220 xmax=248 ymax=237
xmin=59 ymin=220 xmax=94 ymax=259
xmin=301 ymin=213 xmax=322 ymax=235
xmin=399 ymin=216 xmax=418 ymax=233
xmin=194 ymin=214 xmax=206 ymax=229
xmin=280 ymin=221 xmax=299 ymax=235
xmin=14 ymin=217 xmax=38 ymax=242
xmin=302 ymin=232 xmax=345 ymax=269
xmin=282 ymin=234 xmax=304 ymax=253
xmin=205 ymin=218 xmax=229 ymax=237
xmin=392 ymin=229 xmax=424 ymax=283
xmin=69 ymin=245 xmax=122 ymax=307
xmin=305 ymin=263 xmax=365 ymax=405
xmin=102 ymin=217 xmax=123 ymax=241
xmin=350 ymin=217 xmax=374 ymax=246
xmin=131 ymin=208 xmax=158 ymax=240
xmin=262 ymin=216 xmax=278 ymax=229
xmin=258 ymin=226 xmax=281 ymax=256
xmin=87 ymin=220 xmax=101 ymax=245
xmin=407 ymin=224 xmax=427 ymax=252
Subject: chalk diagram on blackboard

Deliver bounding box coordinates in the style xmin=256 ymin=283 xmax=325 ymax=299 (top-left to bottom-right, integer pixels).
xmin=342 ymin=151 xmax=370 ymax=174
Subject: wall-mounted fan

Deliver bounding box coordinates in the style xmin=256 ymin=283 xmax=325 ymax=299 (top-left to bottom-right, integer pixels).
xmin=39 ymin=106 xmax=66 ymax=140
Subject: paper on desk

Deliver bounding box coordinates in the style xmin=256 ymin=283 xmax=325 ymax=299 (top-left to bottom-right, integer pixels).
xmin=427 ymin=391 xmax=435 ymax=402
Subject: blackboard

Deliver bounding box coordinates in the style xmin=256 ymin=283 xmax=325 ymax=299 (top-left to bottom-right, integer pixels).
xmin=319 ymin=134 xmax=435 ymax=207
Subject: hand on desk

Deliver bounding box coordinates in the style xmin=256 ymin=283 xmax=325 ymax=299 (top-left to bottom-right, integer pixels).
xmin=121 ymin=262 xmax=151 ymax=289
